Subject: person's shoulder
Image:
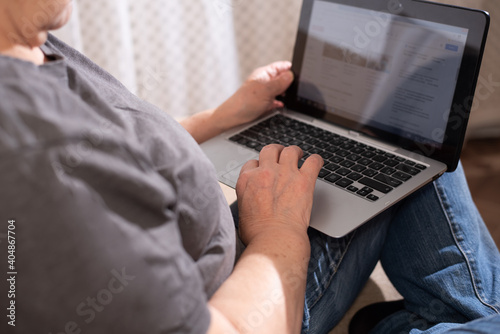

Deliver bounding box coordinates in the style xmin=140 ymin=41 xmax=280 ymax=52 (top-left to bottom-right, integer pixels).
xmin=0 ymin=53 xmax=40 ymax=84
xmin=0 ymin=57 xmax=84 ymax=155
xmin=0 ymin=55 xmax=58 ymax=122
xmin=44 ymin=33 xmax=86 ymax=63
xmin=45 ymin=34 xmax=126 ymax=88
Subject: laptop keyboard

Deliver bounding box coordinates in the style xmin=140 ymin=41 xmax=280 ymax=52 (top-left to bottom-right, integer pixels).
xmin=229 ymin=114 xmax=428 ymax=202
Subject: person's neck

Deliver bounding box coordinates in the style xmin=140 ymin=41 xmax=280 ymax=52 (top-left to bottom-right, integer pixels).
xmin=0 ymin=28 xmax=48 ymax=65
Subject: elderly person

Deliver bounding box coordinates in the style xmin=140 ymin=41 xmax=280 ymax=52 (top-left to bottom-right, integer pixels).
xmin=0 ymin=1 xmax=499 ymax=334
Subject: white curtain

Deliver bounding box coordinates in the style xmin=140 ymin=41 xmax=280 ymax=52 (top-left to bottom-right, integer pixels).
xmin=53 ymin=0 xmax=500 ymax=137
xmin=53 ymin=0 xmax=302 ymax=119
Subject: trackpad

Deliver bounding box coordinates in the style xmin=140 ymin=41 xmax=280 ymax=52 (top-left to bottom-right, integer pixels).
xmin=221 ymin=162 xmax=247 ymax=187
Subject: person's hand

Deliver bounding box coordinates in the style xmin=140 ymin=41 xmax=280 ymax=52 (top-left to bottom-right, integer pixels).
xmin=214 ymin=61 xmax=294 ymax=130
xmin=236 ymin=144 xmax=323 ymax=246
xmin=180 ymin=61 xmax=293 ymax=144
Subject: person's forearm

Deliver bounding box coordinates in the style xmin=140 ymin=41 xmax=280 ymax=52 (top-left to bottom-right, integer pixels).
xmin=208 ymin=228 xmax=310 ymax=334
xmin=180 ymin=94 xmax=246 ymax=144
xmin=179 ymin=108 xmax=222 ymax=144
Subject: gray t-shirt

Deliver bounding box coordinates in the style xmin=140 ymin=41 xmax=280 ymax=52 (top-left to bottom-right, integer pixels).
xmin=0 ymin=35 xmax=235 ymax=333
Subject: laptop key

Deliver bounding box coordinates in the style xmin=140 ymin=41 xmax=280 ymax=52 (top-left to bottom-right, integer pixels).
xmin=367 ymin=194 xmax=380 ymax=202
xmin=415 ymin=164 xmax=428 ymax=170
xmin=341 ymin=143 xmax=355 ymax=150
xmin=318 ymin=169 xmax=331 ymax=179
xmin=362 ymin=151 xmax=376 ymax=158
xmin=368 ymin=162 xmax=385 ymax=170
xmin=347 ymin=185 xmax=359 ymax=192
xmin=351 ymin=147 xmax=365 ymax=154
xmin=237 ymin=137 xmax=249 ymax=145
xmin=325 ymin=145 xmax=340 ymax=153
xmin=340 ymin=160 xmax=356 ymax=168
xmin=362 ymin=169 xmax=378 ymax=177
xmin=242 ymin=130 xmax=259 ymax=138
xmin=255 ymin=145 xmax=264 ymax=152
xmin=396 ymin=164 xmax=421 ymax=176
xmin=246 ymin=141 xmax=259 ymax=149
xmin=319 ymin=151 xmax=333 ymax=160
xmin=249 ymin=124 xmax=263 ymax=131
xmin=325 ymin=173 xmax=342 ymax=184
xmin=357 ymin=187 xmax=373 ymax=197
xmin=325 ymin=163 xmax=341 ymax=171
xmin=346 ymin=154 xmax=362 ymax=161
xmin=374 ymin=174 xmax=403 ymax=188
xmin=337 ymin=150 xmax=350 ymax=157
xmin=351 ymin=164 xmax=367 ymax=173
xmin=309 ymin=147 xmax=323 ymax=154
xmin=331 ymin=139 xmax=345 ymax=146
xmin=347 ymin=172 xmax=363 ymax=181
xmin=384 ymin=159 xmax=399 ymax=167
xmin=316 ymin=142 xmax=330 ymax=149
xmin=372 ymin=155 xmax=388 ymax=162
xmin=296 ymin=134 xmax=309 ymax=141
xmin=330 ymin=156 xmax=344 ymax=164
xmin=300 ymin=143 xmax=313 ymax=151
xmin=392 ymin=172 xmax=412 ymax=182
xmin=336 ymin=178 xmax=354 ymax=188
xmin=358 ymin=177 xmax=393 ymax=194
xmin=336 ymin=168 xmax=351 ymax=176
xmin=229 ymin=135 xmax=243 ymax=142
xmin=380 ymin=167 xmax=396 ymax=175
xmin=358 ymin=158 xmax=372 ymax=166
xmin=306 ymin=137 xmax=321 ymax=145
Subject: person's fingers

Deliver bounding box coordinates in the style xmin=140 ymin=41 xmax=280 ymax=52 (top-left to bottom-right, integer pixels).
xmin=259 ymin=144 xmax=284 ymax=168
xmin=278 ymin=146 xmax=303 ymax=168
xmin=300 ymin=154 xmax=324 ymax=184
xmin=268 ymin=61 xmax=292 ymax=76
xmin=236 ymin=159 xmax=259 ymax=195
xmin=239 ymin=159 xmax=259 ymax=176
xmin=266 ymin=70 xmax=294 ymax=97
xmin=271 ymin=100 xmax=285 ymax=109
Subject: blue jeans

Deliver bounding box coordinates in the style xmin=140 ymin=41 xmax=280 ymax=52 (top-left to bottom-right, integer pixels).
xmin=299 ymin=163 xmax=500 ymax=333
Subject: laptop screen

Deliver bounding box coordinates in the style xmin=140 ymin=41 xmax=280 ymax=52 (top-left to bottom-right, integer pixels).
xmin=285 ymin=0 xmax=489 ymax=171
xmin=297 ymin=0 xmax=468 ymax=148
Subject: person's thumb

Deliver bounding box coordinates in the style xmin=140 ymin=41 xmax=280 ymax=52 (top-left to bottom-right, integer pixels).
xmin=267 ymin=70 xmax=294 ymax=96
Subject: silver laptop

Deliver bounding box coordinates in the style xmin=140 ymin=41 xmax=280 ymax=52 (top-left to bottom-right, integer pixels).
xmin=201 ymin=0 xmax=489 ymax=237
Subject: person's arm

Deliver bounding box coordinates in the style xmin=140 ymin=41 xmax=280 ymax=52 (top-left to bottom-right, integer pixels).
xmin=180 ymin=61 xmax=294 ymax=144
xmin=206 ymin=145 xmax=324 ymax=333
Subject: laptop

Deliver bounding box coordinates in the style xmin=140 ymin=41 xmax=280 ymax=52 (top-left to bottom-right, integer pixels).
xmin=201 ymin=0 xmax=489 ymax=237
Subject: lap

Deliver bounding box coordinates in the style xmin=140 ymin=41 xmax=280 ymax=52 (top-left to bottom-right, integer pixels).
xmin=374 ymin=163 xmax=500 ymax=333
xmin=303 ymin=163 xmax=500 ymax=333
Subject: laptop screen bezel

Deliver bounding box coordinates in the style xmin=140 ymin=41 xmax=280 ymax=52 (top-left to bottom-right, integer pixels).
xmin=283 ymin=0 xmax=489 ymax=172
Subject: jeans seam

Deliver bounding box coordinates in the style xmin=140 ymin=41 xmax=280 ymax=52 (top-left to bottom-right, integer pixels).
xmin=307 ymin=229 xmax=357 ymax=312
xmin=433 ymin=181 xmax=500 ymax=314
